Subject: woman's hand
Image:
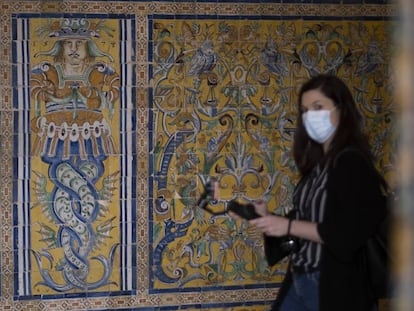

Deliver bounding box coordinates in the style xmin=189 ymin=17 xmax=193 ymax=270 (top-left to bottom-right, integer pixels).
xmin=249 ymin=215 xmax=289 ymax=237
xmin=252 ymin=199 xmax=269 ymax=217
xmin=251 ymin=216 xmax=324 ymax=244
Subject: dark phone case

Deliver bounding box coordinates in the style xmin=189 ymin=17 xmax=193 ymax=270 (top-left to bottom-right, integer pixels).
xmin=227 ymin=200 xmax=260 ymax=220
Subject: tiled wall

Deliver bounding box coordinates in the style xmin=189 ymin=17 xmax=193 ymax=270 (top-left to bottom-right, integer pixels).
xmin=0 ymin=1 xmax=397 ymax=310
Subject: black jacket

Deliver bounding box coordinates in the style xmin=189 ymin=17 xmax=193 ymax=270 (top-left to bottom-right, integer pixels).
xmin=267 ymin=149 xmax=387 ymax=311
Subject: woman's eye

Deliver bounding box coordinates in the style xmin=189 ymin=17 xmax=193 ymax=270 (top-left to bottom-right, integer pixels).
xmin=313 ymin=104 xmax=323 ymax=110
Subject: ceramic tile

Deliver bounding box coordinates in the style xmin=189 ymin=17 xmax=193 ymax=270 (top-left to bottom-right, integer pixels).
xmin=0 ymin=1 xmax=397 ymax=310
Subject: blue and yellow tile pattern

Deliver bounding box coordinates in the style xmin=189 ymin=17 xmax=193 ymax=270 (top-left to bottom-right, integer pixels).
xmin=0 ymin=1 xmax=397 ymax=310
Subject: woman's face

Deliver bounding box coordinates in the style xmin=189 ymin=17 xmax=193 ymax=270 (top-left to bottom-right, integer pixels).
xmin=301 ymin=89 xmax=340 ymax=150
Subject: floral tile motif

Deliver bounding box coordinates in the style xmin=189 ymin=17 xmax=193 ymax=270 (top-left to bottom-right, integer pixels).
xmin=149 ymin=16 xmax=397 ymax=296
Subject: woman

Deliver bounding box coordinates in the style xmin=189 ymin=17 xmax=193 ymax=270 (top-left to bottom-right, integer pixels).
xmin=249 ymin=74 xmax=388 ymax=311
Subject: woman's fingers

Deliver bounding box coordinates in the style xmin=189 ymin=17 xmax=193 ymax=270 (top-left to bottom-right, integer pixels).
xmin=253 ymin=199 xmax=268 ymax=216
xmin=250 ymin=215 xmax=288 ymax=237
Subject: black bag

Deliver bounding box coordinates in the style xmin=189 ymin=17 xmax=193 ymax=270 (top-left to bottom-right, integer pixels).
xmin=264 ymin=210 xmax=298 ymax=266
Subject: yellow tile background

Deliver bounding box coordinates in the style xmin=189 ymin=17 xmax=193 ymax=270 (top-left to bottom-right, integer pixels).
xmin=0 ymin=1 xmax=397 ymax=310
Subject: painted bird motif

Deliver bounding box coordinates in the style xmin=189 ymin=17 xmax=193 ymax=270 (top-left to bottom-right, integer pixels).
xmin=259 ymin=36 xmax=289 ymax=77
xmin=355 ymin=40 xmax=384 ymax=76
xmin=188 ymin=38 xmax=217 ymax=77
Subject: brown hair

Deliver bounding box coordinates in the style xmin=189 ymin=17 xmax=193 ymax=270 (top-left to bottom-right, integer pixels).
xmin=293 ymin=74 xmax=373 ymax=177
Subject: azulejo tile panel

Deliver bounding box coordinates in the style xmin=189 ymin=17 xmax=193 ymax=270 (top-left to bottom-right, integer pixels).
xmin=148 ymin=11 xmax=397 ymax=299
xmin=0 ymin=1 xmax=397 ymax=310
xmin=13 ymin=14 xmax=137 ymax=299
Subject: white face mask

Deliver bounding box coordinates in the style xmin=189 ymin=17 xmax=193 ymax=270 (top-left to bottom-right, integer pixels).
xmin=302 ymin=109 xmax=337 ymax=144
